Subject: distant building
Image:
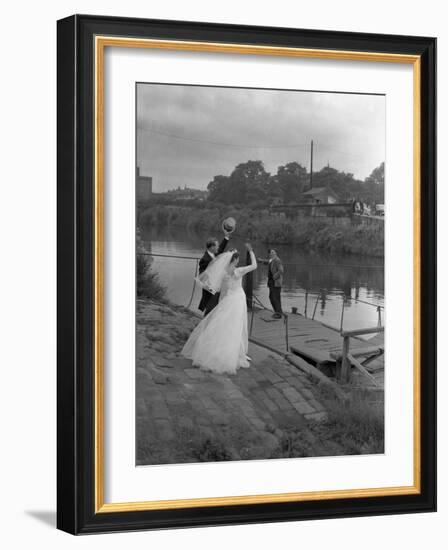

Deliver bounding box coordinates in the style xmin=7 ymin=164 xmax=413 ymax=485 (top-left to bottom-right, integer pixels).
xmin=136 ymin=167 xmax=152 ymax=201
xmin=375 ymin=203 xmax=385 ymax=216
xmin=301 ymin=187 xmax=340 ymax=204
xmin=166 ymin=185 xmax=208 ymax=201
xmin=270 ymin=197 xmax=284 ymax=207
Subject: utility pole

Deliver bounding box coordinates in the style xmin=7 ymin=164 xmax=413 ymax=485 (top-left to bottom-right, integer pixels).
xmin=310 ymin=139 xmax=314 ymax=189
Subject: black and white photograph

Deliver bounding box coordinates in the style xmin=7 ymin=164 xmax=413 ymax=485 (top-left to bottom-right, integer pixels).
xmin=0 ymin=0 xmax=441 ymax=542
xmin=135 ymin=82 xmax=386 ymax=466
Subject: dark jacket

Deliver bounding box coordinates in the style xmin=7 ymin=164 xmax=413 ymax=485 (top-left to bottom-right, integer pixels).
xmin=198 ymin=237 xmax=229 ymax=312
xmin=267 ymin=257 xmax=284 ymax=288
xmin=198 ymin=237 xmax=229 ymax=274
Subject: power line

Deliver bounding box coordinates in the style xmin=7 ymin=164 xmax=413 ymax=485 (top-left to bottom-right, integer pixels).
xmin=138 ymin=126 xmax=309 ymax=149
xmin=138 ymin=126 xmax=370 ymax=164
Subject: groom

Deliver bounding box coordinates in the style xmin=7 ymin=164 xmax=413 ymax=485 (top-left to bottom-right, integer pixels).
xmin=198 ymin=228 xmax=231 ymax=316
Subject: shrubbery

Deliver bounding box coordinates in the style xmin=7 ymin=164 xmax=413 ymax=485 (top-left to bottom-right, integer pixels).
xmin=139 ymin=205 xmax=384 ymax=257
xmin=136 ymin=229 xmax=166 ymax=300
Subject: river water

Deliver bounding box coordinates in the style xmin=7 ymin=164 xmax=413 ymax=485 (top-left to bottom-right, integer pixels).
xmin=141 ymin=226 xmax=384 ymax=333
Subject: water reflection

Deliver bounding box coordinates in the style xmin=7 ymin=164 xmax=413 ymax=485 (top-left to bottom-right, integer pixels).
xmin=141 ymin=226 xmax=384 ymax=332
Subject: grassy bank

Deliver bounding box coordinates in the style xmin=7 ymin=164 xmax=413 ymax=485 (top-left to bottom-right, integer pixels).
xmin=273 ymin=384 xmax=384 ymax=458
xmin=137 ymin=297 xmax=384 ymax=464
xmin=136 ymin=229 xmax=167 ymax=300
xmin=139 ymin=204 xmax=384 ymax=257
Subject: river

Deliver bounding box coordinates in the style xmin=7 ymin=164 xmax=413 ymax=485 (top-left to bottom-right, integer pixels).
xmin=141 ymin=226 xmax=385 ymax=333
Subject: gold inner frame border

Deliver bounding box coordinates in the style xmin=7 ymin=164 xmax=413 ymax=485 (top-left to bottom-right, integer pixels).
xmin=94 ymin=35 xmax=421 ymax=514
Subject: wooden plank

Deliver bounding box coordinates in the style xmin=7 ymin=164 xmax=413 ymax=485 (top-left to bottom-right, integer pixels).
xmin=346 ymin=353 xmax=379 ymax=386
xmin=252 ymin=326 xmax=285 ymax=331
xmin=263 ymin=338 xmax=286 ymax=346
xmin=250 ymin=311 xmax=385 ymax=388
xmin=290 ymin=345 xmax=333 ymax=364
xmin=330 ymin=346 xmax=383 ymax=360
xmin=362 ymin=349 xmax=384 ymax=366
xmin=341 ymin=326 xmax=384 ymax=338
xmin=365 ymin=362 xmax=385 ymax=373
xmin=366 ymin=334 xmax=385 ymax=347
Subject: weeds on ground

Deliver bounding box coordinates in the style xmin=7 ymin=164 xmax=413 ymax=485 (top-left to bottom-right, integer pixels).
xmin=277 ymin=384 xmax=384 ymax=458
xmin=137 ymin=430 xmax=237 ymax=465
xmin=136 ymin=228 xmax=166 ymax=300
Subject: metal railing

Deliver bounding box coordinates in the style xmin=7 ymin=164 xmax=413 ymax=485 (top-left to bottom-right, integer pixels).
xmin=308 ymin=289 xmax=384 ymax=332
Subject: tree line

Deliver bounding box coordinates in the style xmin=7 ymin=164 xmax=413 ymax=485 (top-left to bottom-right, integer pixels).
xmin=206 ymin=160 xmax=384 ymax=206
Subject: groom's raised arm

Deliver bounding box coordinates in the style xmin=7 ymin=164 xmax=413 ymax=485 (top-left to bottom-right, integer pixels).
xmin=217 ymin=235 xmax=229 ymax=255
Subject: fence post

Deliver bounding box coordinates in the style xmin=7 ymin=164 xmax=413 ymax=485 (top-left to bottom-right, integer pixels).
xmin=250 ymin=298 xmax=255 ymax=336
xmin=284 ymin=314 xmax=289 ymax=351
xmin=340 ymin=294 xmax=346 ymax=332
xmin=312 ymin=291 xmax=320 ymax=320
xmin=244 ymin=249 xmax=253 ymax=309
xmin=304 ymin=290 xmax=308 ymax=317
xmin=340 ymin=335 xmax=351 ymax=382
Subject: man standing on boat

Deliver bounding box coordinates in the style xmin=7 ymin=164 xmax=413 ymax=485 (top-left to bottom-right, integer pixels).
xmin=259 ymin=249 xmax=284 ymax=319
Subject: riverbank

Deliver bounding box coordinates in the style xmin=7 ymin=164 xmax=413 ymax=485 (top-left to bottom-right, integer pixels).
xmin=139 ymin=204 xmax=384 ymax=257
xmin=136 ymin=297 xmax=384 ymax=465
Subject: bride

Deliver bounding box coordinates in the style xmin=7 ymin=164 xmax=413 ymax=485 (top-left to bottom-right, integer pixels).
xmin=181 ymin=243 xmax=257 ymax=374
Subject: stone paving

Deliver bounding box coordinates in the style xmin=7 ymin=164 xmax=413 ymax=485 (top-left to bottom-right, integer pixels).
xmin=136 ymin=299 xmax=336 ymax=466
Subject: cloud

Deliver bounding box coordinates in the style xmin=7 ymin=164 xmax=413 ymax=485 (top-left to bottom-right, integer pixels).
xmin=137 ymin=83 xmax=385 ymax=192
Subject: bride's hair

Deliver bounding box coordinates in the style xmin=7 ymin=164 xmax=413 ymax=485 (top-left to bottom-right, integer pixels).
xmin=230 ymin=251 xmax=240 ymax=264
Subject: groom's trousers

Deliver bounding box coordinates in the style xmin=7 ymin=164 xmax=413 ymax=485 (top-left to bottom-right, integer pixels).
xmin=268 ymin=285 xmax=283 ymax=314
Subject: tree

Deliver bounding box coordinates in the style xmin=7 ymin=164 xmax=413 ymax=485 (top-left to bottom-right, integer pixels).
xmin=208 ymin=160 xmax=270 ymax=204
xmin=230 ymin=160 xmax=270 ymax=203
xmin=207 ymin=175 xmax=230 ymax=203
xmin=365 ymin=162 xmax=385 ymax=186
xmin=266 ymin=174 xmax=282 ymax=200
xmin=274 ymin=162 xmax=308 ymax=202
xmin=363 ymin=162 xmax=385 ymax=204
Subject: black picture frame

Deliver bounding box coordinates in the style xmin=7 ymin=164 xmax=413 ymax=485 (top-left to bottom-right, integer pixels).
xmin=57 ymin=14 xmax=436 ymax=535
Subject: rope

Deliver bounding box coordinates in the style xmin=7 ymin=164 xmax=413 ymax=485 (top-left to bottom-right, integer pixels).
xmin=138 ymin=252 xmax=383 ymax=270
xmin=137 ymin=252 xmax=199 ymax=260
xmin=140 ymin=251 xmax=385 ymax=311
xmin=279 ymin=262 xmax=383 ymax=269
xmin=186 ymin=259 xmax=199 ymax=310
xmin=352 ymin=297 xmax=385 ymax=309
xmin=252 ymin=294 xmax=270 ymax=311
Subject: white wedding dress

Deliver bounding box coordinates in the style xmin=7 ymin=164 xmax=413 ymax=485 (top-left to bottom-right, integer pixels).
xmin=182 ymin=251 xmax=257 ymax=374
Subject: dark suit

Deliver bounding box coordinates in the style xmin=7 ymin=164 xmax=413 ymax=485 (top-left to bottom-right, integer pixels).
xmin=267 ymin=257 xmax=283 ymax=314
xmin=198 ymin=237 xmax=229 ymax=315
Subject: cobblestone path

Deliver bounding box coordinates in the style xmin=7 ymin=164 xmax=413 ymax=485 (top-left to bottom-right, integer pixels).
xmin=137 ymin=299 xmax=337 ymax=465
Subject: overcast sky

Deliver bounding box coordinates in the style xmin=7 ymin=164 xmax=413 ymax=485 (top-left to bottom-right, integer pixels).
xmin=137 ymin=83 xmax=385 ymax=193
